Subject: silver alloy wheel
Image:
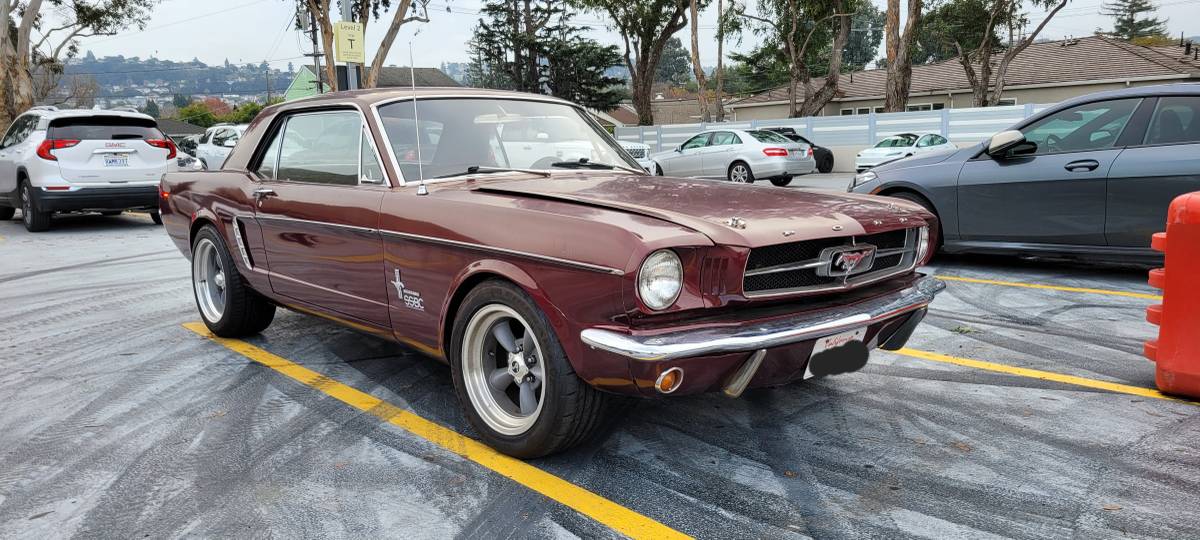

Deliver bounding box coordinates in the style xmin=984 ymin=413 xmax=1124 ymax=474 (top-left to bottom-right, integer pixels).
xmin=20 ymin=184 xmax=32 ymax=226
xmin=461 ymin=304 xmax=546 ymax=436
xmin=730 ymin=164 xmax=750 ymax=183
xmin=192 ymin=238 xmax=227 ymax=323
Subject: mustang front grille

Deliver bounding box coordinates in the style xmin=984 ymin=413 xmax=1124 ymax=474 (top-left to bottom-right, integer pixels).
xmin=742 ymin=228 xmax=919 ymax=297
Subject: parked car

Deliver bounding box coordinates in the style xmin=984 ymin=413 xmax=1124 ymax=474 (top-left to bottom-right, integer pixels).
xmin=855 ymin=132 xmax=956 ymax=172
xmin=651 ymin=128 xmax=817 ymax=186
xmin=195 ymin=123 xmax=247 ymax=169
xmin=762 ymin=126 xmax=835 ymax=173
xmin=849 ymin=84 xmax=1200 ymax=263
xmin=161 ymin=88 xmax=943 ymax=458
xmin=0 ymin=106 xmax=176 ymax=231
xmin=174 ymin=133 xmax=201 ymax=156
xmin=169 ymin=150 xmax=205 ymax=172
xmin=619 ymin=141 xmax=656 ymax=172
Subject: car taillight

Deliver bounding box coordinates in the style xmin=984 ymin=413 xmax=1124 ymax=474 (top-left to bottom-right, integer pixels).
xmin=147 ymin=138 xmax=177 ymax=159
xmin=36 ymin=139 xmax=80 ymax=161
xmin=807 ymin=147 xmax=813 ymax=157
xmin=762 ymin=147 xmax=788 ymax=157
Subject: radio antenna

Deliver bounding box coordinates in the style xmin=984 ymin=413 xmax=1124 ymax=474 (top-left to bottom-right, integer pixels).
xmin=409 ymin=42 xmax=427 ymax=195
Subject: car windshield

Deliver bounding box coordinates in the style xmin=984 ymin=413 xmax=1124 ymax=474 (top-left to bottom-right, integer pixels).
xmin=377 ymin=98 xmax=639 ymax=180
xmin=747 ymin=130 xmax=792 ymax=144
xmin=875 ymin=134 xmax=917 ymax=148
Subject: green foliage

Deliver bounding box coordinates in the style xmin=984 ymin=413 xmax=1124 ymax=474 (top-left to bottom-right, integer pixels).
xmin=172 ymin=93 xmax=193 ymax=108
xmin=914 ymin=0 xmax=1006 ymax=65
xmin=176 ymin=102 xmax=217 ymax=128
xmin=222 ymin=102 xmax=264 ymax=124
xmin=140 ymin=100 xmax=160 ymax=118
xmin=467 ymin=1 xmax=625 ymax=110
xmin=843 ymin=4 xmax=885 ymax=71
xmin=1101 ymin=0 xmax=1168 ymax=41
xmin=655 ymin=37 xmax=692 ymax=85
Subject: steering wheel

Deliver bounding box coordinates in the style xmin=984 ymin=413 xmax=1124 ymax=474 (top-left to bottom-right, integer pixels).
xmin=1044 ymin=134 xmax=1063 ymax=153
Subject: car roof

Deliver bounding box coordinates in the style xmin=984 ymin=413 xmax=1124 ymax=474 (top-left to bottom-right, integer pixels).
xmin=26 ymin=108 xmax=155 ymax=122
xmin=1054 ymin=83 xmax=1200 ymax=108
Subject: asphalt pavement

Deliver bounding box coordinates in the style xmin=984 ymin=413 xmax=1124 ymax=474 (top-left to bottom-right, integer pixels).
xmin=1 ymin=208 xmax=1197 ymax=539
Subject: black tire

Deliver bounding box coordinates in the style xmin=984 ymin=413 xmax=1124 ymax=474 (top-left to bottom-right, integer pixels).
xmin=449 ymin=279 xmax=623 ymax=458
xmin=727 ymin=161 xmax=755 ymax=184
xmin=19 ymin=181 xmax=52 ymax=232
xmin=770 ymin=176 xmax=792 ymax=187
xmin=888 ymin=191 xmax=943 ymax=251
xmin=817 ymin=154 xmax=834 ymax=174
xmin=654 ymin=164 xmax=664 ymax=176
xmin=150 ymin=211 xmax=163 ymax=225
xmin=191 ymin=225 xmax=275 ymax=337
xmin=0 ymin=206 xmax=14 ymax=221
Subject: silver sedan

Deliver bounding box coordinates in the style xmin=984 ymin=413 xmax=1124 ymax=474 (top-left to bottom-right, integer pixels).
xmin=651 ymin=129 xmax=817 ymax=186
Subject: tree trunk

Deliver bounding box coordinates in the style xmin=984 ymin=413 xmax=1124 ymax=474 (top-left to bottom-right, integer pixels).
xmin=986 ymin=0 xmax=1069 ymax=106
xmin=715 ymin=0 xmax=725 ymax=122
xmin=306 ymin=0 xmax=339 ymax=91
xmin=688 ymin=0 xmax=710 ymax=122
xmin=800 ymin=6 xmax=851 ymax=117
xmin=364 ymin=0 xmax=425 ymax=88
xmin=883 ymin=0 xmax=922 ymax=112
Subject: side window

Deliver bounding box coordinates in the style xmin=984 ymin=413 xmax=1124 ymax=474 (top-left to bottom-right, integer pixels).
xmin=710 ymin=132 xmax=737 ymax=146
xmin=1144 ymin=96 xmax=1200 ymax=146
xmin=1021 ymin=99 xmax=1140 ymax=155
xmin=255 ymin=125 xmax=284 ymax=179
xmin=211 ymin=128 xmax=232 ymax=147
xmin=200 ymin=130 xmax=212 ymax=144
xmin=275 ymin=111 xmax=361 ymax=186
xmin=2 ymin=116 xmax=34 ymax=148
xmin=681 ymin=133 xmax=710 ymax=150
xmin=928 ymin=134 xmax=948 ymax=146
xmin=916 ymin=135 xmax=934 ymax=147
xmin=360 ymin=129 xmax=384 ymax=183
xmin=1 ymin=117 xmax=24 ymax=148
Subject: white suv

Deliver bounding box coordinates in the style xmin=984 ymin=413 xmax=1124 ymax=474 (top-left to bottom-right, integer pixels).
xmin=195 ymin=123 xmax=247 ymax=170
xmin=0 ymin=106 xmax=177 ymax=232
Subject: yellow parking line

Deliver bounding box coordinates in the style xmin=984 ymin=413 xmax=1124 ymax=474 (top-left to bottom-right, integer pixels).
xmin=182 ymin=322 xmax=689 ymax=540
xmin=935 ymin=275 xmax=1162 ymax=301
xmin=892 ymin=347 xmax=1195 ymax=405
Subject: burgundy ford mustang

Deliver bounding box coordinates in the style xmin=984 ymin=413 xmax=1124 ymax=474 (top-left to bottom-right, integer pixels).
xmin=161 ymin=88 xmax=945 ymax=458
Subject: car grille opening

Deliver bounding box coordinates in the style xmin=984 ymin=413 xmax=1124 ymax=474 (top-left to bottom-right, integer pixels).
xmin=624 ymin=147 xmax=646 ymax=158
xmin=742 ymin=227 xmax=919 ymax=297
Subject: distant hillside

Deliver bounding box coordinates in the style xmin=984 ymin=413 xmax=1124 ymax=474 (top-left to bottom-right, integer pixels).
xmin=64 ymin=51 xmax=293 ymax=100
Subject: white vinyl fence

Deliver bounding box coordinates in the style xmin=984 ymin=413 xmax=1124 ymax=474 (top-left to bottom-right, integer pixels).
xmin=615 ymin=103 xmax=1052 ymax=156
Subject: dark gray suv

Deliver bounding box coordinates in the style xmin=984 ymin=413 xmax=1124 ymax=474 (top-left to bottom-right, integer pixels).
xmin=850 ymin=84 xmax=1200 ymax=263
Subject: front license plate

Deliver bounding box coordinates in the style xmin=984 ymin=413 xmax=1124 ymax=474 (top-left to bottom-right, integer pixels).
xmin=104 ymin=156 xmax=129 ymax=167
xmin=804 ymin=327 xmax=867 ymax=379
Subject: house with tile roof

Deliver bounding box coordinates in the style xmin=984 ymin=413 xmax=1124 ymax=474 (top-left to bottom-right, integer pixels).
xmin=726 ymin=36 xmax=1200 ymax=120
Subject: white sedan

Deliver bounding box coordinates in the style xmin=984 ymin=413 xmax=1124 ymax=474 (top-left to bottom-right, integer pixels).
xmin=855 ymin=132 xmax=956 ymax=172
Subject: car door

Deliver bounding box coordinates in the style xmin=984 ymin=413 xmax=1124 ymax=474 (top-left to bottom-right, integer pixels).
xmin=700 ymin=131 xmax=739 ymax=178
xmin=0 ymin=115 xmax=35 ymax=196
xmin=957 ymin=98 xmax=1141 ymax=246
xmin=664 ymin=133 xmax=710 ymax=177
xmin=1106 ymin=95 xmax=1200 ymax=247
xmin=251 ymin=109 xmax=392 ymax=329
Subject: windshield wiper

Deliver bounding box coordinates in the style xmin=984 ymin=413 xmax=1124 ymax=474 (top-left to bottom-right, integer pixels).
xmin=435 ymin=166 xmax=552 ymax=179
xmin=549 ymin=158 xmax=645 ymax=175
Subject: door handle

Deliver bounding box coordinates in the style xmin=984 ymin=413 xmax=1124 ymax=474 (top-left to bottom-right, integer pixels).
xmin=1064 ymin=159 xmax=1099 ymax=172
xmin=252 ymin=188 xmax=276 ymax=200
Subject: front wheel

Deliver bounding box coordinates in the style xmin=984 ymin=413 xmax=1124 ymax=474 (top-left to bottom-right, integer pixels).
xmin=654 ymin=164 xmax=664 ymax=176
xmin=191 ymin=225 xmax=275 ymax=337
xmin=728 ymin=161 xmax=755 ymax=183
xmin=450 ymin=280 xmax=622 ymax=458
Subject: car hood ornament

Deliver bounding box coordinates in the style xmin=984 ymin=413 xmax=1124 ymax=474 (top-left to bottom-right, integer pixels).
xmin=724 ymin=217 xmax=747 ymax=229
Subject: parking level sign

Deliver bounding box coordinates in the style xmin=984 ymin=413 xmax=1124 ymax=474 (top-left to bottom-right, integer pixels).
xmin=334 ymin=21 xmax=365 ymax=64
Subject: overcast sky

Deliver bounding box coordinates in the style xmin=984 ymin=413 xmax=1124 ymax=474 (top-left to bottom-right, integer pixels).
xmin=69 ymin=0 xmax=1198 ymax=74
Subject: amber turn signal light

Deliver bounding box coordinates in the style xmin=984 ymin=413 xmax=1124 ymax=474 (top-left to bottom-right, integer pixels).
xmin=654 ymin=367 xmax=684 ymax=394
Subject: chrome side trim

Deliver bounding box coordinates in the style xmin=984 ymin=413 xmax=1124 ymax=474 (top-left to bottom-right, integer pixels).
xmin=581 ymin=275 xmax=945 ymax=361
xmin=722 ymin=349 xmax=766 ymax=398
xmin=231 ymin=216 xmax=253 ymax=269
xmin=254 ymin=214 xmax=378 ymax=235
xmin=269 ymin=271 xmax=391 ymax=308
xmin=743 ymin=228 xmax=920 ymax=298
xmin=743 ymin=258 xmax=825 ymax=277
xmin=379 ymin=229 xmax=624 ymax=275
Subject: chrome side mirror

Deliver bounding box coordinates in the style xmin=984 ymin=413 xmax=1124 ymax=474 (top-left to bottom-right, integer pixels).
xmin=986 ymin=130 xmax=1025 ymax=157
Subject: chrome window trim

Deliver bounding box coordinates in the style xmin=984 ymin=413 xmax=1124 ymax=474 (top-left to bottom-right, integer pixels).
xmin=263 ymin=103 xmax=392 ymax=188
xmin=742 ymin=228 xmax=920 ymax=299
xmin=380 ymin=229 xmax=624 ymax=275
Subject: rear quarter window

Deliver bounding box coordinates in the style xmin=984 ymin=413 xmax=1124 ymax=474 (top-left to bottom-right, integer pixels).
xmin=48 ymin=116 xmax=162 ymax=140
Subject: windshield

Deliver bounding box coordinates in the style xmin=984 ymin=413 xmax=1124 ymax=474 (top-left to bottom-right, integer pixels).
xmin=48 ymin=116 xmax=163 ymax=140
xmin=875 ymin=134 xmax=917 ymax=148
xmin=748 ymin=130 xmax=792 ymax=144
xmin=377 ymin=98 xmax=639 ymax=180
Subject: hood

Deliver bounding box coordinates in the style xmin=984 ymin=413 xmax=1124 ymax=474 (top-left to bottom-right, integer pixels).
xmin=873 ymin=145 xmax=974 ymax=173
xmin=858 ymin=147 xmax=910 ymax=158
xmin=472 ymin=174 xmax=930 ymax=247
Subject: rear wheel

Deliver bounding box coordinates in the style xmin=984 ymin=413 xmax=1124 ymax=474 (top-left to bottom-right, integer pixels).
xmin=19 ymin=182 xmax=52 ymax=232
xmin=770 ymin=176 xmax=793 ymax=187
xmin=450 ymin=280 xmax=623 ymax=458
xmin=0 ymin=207 xmax=14 ymax=220
xmin=100 ymin=211 xmax=122 ymax=216
xmin=728 ymin=161 xmax=754 ymax=184
xmin=191 ymin=225 xmax=275 ymax=337
xmin=817 ymin=154 xmax=834 ymax=173
xmin=150 ymin=211 xmax=163 ymax=225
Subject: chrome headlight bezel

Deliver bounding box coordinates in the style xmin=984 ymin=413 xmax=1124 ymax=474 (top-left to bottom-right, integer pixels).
xmin=916 ymin=225 xmax=931 ymax=264
xmin=636 ymin=249 xmax=683 ymax=311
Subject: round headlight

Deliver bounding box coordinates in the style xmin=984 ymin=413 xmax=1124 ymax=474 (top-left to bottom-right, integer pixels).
xmin=637 ymin=249 xmax=683 ymax=311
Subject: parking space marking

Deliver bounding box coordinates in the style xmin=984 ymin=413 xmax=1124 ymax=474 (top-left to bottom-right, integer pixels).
xmin=893 ymin=347 xmax=1195 ymax=404
xmin=182 ymin=322 xmax=690 ymax=540
xmin=935 ymin=275 xmax=1162 ymax=300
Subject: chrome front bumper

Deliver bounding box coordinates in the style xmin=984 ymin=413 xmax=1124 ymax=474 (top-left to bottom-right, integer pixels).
xmin=580 ymin=276 xmax=945 ymax=361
